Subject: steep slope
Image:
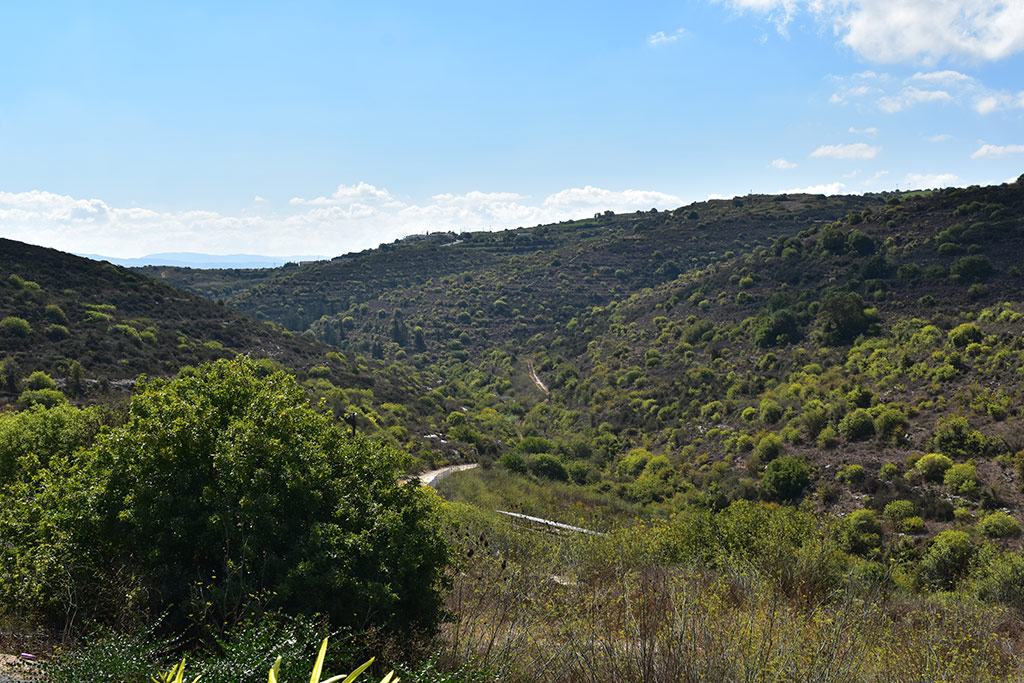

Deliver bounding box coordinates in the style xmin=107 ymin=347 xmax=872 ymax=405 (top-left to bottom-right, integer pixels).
xmin=487 ymin=177 xmax=1024 ymax=527
xmin=0 ymin=239 xmax=329 ymax=393
xmin=136 ymin=192 xmax=886 ymax=346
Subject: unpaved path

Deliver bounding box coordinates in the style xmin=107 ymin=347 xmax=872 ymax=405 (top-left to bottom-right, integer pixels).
xmin=526 ymin=359 xmax=549 ymax=395
xmin=414 ymin=463 xmax=479 ymax=487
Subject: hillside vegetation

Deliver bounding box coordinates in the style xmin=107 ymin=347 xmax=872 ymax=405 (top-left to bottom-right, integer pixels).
xmin=5 ymin=178 xmax=1024 ymax=680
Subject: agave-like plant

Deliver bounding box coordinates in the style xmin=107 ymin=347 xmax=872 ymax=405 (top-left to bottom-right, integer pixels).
xmin=152 ymin=657 xmax=202 ymax=683
xmin=268 ymin=637 xmax=397 ymax=683
xmin=152 ymin=636 xmax=396 ymax=683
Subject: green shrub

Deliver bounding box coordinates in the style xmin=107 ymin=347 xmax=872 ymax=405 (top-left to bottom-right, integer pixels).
xmin=901 ymin=516 xmax=926 ymax=534
xmin=529 ymin=453 xmax=568 ymax=481
xmin=759 ymin=398 xmax=783 ymax=424
xmin=45 ymin=324 xmax=70 ymax=340
xmin=110 ymin=323 xmax=143 ymax=344
xmin=883 ymin=499 xmax=914 ymax=522
xmin=974 ymin=551 xmax=1024 ymax=610
xmin=44 ymin=304 xmax=68 ymax=324
xmin=943 ymin=463 xmax=978 ymax=494
xmin=873 ymin=407 xmax=908 ymax=442
xmin=761 ymin=456 xmax=810 ymax=502
xmin=0 ymin=316 xmax=32 ymax=337
xmin=836 ymin=464 xmax=865 ymax=484
xmin=498 ymin=451 xmax=527 ymax=474
xmin=878 ymin=462 xmax=898 ymax=480
xmin=616 ymin=448 xmax=653 ymax=479
xmin=816 ymin=292 xmax=874 ymax=345
xmin=838 ymin=408 xmax=874 ymax=441
xmin=977 ymin=511 xmax=1022 ymax=538
xmin=93 ymin=357 xmax=449 ymax=635
xmin=835 ymin=509 xmax=881 ymax=556
xmin=947 ymin=323 xmax=984 ymax=348
xmin=950 ymin=254 xmax=994 ymax=282
xmin=931 ymin=416 xmax=992 ymax=459
xmin=916 ymin=453 xmax=953 ymax=482
xmin=18 ymin=388 xmax=68 ymax=409
xmin=816 ymin=425 xmax=839 ymax=448
xmin=919 ymin=530 xmax=973 ymax=590
xmin=753 ymin=434 xmax=784 ymax=462
xmin=516 ymin=436 xmax=556 ymax=454
xmin=25 ymin=370 xmax=57 ymax=391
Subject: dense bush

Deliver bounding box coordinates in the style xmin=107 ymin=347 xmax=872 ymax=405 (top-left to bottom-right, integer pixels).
xmin=977 ymin=511 xmax=1022 ymax=538
xmin=528 ymin=453 xmax=568 ymax=481
xmin=950 ymin=255 xmax=994 ymax=282
xmin=919 ymin=530 xmax=973 ymax=590
xmin=760 ymin=456 xmax=810 ymax=502
xmin=838 ymin=408 xmax=874 ymax=441
xmin=930 ymin=417 xmax=992 ymax=459
xmin=915 ymin=453 xmax=953 ymax=482
xmin=0 ymin=315 xmax=32 ymax=337
xmin=753 ymin=434 xmax=784 ymax=462
xmin=943 ymin=463 xmax=978 ymax=494
xmin=94 ymin=357 xmax=450 ymax=634
xmin=835 ymin=509 xmax=881 ymax=557
xmin=816 ymin=292 xmax=874 ymax=345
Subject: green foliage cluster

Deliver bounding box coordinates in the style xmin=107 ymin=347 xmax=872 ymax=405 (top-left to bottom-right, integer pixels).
xmin=1 ymin=358 xmax=449 ymax=641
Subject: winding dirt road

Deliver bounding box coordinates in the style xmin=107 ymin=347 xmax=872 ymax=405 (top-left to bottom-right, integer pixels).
xmin=414 ymin=463 xmax=479 ymax=487
xmin=526 ymin=359 xmax=549 ymax=395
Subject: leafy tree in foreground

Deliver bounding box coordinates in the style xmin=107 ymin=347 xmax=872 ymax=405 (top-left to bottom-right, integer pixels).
xmin=94 ymin=356 xmax=450 ymax=635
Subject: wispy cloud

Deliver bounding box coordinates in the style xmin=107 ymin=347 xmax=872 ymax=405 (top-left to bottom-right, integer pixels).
xmin=904 ymin=172 xmax=961 ymax=188
xmin=829 ymin=68 xmax=1024 ymax=114
xmin=648 ymin=28 xmax=686 ymax=45
xmin=0 ymin=183 xmax=685 ymax=258
xmin=971 ymin=144 xmax=1024 ymax=159
xmin=770 ymin=158 xmax=798 ymax=169
xmin=810 ymin=143 xmax=881 ymax=160
xmin=719 ymin=1 xmax=1024 ymax=64
xmin=780 ymin=182 xmax=848 ymax=195
xmin=877 ymin=86 xmax=953 ymax=113
xmin=928 ymin=133 xmax=952 ymax=142
xmin=848 ymin=126 xmax=877 ymax=135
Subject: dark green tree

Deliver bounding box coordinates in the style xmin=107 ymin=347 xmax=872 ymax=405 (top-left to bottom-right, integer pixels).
xmin=761 ymin=456 xmax=810 ymax=502
xmin=95 ymin=357 xmax=449 ymax=634
xmin=816 ymin=291 xmax=874 ymax=345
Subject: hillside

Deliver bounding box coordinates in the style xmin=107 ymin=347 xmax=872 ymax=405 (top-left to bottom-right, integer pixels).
xmin=121 ymin=179 xmax=1024 ymax=540
xmin=0 ymin=240 xmax=347 ymax=400
xmin=136 ymin=192 xmax=886 ymax=343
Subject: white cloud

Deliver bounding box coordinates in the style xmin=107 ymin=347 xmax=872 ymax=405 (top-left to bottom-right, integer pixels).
xmin=829 ymin=69 xmax=1024 ymax=114
xmin=810 ymin=143 xmax=881 ymax=159
xmin=877 ymin=86 xmax=953 ymax=113
xmin=543 ymin=186 xmax=683 ymax=212
xmin=0 ymin=183 xmax=686 ymax=258
xmin=289 ymin=181 xmax=401 ymax=207
xmin=253 ymin=195 xmax=266 ymax=203
xmin=780 ymin=182 xmax=848 ymax=195
xmin=848 ymin=126 xmax=877 ymax=134
xmin=721 ymin=0 xmax=1024 ymax=64
xmin=971 ymin=143 xmax=1024 ymax=159
xmin=770 ymin=158 xmax=797 ymax=169
xmin=903 ymin=172 xmax=961 ymax=189
xmin=648 ymin=28 xmax=686 ymax=45
xmin=909 ymin=70 xmax=972 ymax=84
xmin=928 ymin=133 xmax=953 ymax=142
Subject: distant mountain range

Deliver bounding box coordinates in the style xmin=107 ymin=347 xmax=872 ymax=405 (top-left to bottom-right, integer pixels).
xmin=76 ymin=252 xmax=326 ymax=269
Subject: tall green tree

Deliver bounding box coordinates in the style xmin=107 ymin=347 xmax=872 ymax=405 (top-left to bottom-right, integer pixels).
xmin=94 ymin=357 xmax=449 ymax=634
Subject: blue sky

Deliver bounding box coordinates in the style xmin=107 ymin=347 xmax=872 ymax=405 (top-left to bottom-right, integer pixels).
xmin=1 ymin=1 xmax=1022 ymax=257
